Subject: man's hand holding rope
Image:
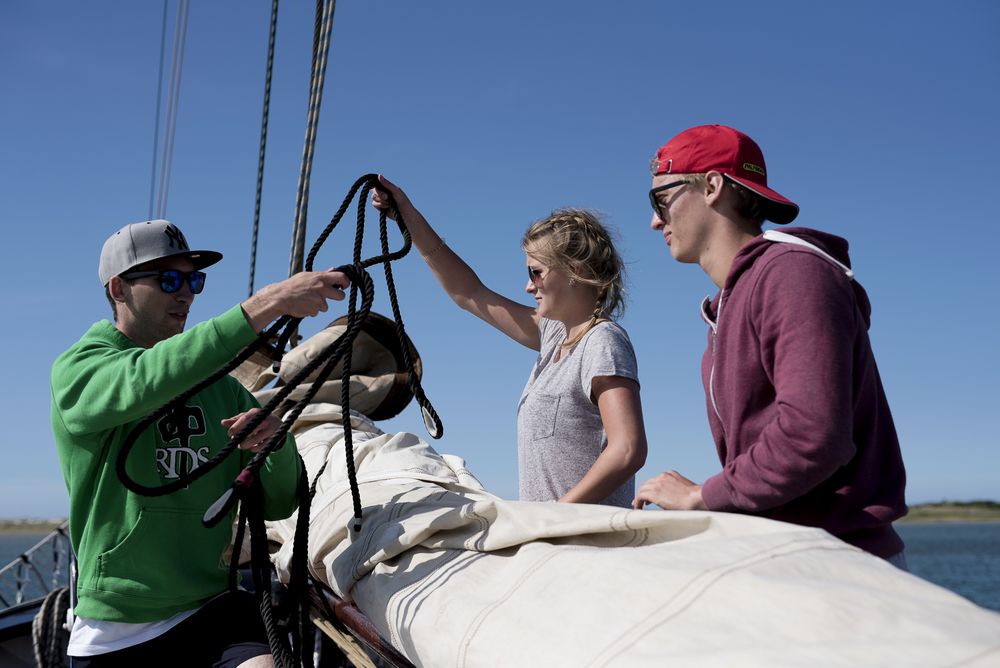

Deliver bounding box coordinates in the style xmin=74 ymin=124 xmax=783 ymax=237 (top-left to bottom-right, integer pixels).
xmin=241 ymin=269 xmax=351 ymax=333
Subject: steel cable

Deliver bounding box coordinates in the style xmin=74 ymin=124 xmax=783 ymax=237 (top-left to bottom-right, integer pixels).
xmin=288 ymin=0 xmax=336 ymax=280
xmin=147 ymin=0 xmax=169 ymax=220
xmin=248 ymin=0 xmax=281 ymax=298
xmin=155 ymin=0 xmax=190 ymax=219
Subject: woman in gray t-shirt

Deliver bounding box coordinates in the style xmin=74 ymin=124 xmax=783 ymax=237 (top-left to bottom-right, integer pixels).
xmin=372 ymin=176 xmax=648 ymax=507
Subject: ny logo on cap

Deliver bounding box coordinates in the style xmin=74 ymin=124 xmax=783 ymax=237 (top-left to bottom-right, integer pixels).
xmin=164 ymin=224 xmax=190 ymax=251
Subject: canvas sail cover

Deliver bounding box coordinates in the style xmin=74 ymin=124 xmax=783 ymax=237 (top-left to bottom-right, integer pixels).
xmin=267 ymin=404 xmax=1000 ymax=667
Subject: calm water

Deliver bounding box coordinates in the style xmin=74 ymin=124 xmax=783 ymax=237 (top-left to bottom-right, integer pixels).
xmin=2 ymin=523 xmax=999 ymax=612
xmin=896 ymin=521 xmax=1000 ymax=612
xmin=0 ymin=530 xmax=72 ymax=605
xmin=1 ymin=531 xmax=56 ymax=565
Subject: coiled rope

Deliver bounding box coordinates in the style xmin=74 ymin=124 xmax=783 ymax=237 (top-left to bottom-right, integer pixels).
xmin=115 ymin=173 xmax=442 ymax=667
xmin=32 ymin=586 xmax=70 ymax=668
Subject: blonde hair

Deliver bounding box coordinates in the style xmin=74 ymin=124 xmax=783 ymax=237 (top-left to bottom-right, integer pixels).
xmin=521 ymin=208 xmax=626 ymax=347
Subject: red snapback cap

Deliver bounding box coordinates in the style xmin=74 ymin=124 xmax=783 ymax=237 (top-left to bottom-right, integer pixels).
xmin=652 ymin=124 xmax=799 ymax=224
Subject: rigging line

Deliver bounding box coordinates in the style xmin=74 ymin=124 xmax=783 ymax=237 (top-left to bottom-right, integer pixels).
xmin=156 ymin=0 xmax=189 ymax=219
xmin=287 ymin=0 xmax=326 ymax=279
xmin=154 ymin=0 xmax=182 ymax=220
xmin=248 ymin=0 xmax=281 ymax=298
xmin=288 ymin=0 xmax=336 ymax=279
xmin=156 ymin=0 xmax=190 ymax=220
xmin=147 ymin=0 xmax=169 ymax=220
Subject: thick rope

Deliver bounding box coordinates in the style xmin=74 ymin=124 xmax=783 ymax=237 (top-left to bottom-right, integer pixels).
xmin=32 ymin=586 xmax=70 ymax=668
xmin=228 ymin=498 xmax=249 ymax=592
xmin=116 ymin=173 xmax=441 ymax=667
xmin=285 ymin=465 xmax=315 ymax=668
xmin=377 ymin=204 xmax=443 ymax=438
xmin=114 ymin=268 xmax=374 ymax=500
xmin=248 ymin=0 xmax=280 ymax=298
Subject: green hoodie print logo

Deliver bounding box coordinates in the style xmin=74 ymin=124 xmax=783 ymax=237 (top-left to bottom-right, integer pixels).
xmin=155 ymin=404 xmax=209 ymax=479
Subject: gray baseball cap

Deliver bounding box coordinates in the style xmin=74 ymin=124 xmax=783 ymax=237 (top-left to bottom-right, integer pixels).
xmin=98 ymin=219 xmax=223 ymax=286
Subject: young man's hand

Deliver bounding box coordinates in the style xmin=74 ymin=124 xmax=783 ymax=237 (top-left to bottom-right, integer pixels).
xmin=632 ymin=470 xmax=706 ymax=510
xmin=241 ymin=269 xmax=350 ymax=332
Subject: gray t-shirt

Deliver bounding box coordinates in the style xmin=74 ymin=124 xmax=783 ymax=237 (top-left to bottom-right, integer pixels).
xmin=516 ymin=318 xmax=639 ymax=507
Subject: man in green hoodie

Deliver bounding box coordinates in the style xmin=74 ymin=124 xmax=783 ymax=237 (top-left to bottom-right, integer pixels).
xmin=51 ymin=219 xmax=350 ymax=667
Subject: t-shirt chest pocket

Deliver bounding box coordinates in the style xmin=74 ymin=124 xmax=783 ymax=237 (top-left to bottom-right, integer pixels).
xmin=524 ymin=393 xmax=560 ymax=440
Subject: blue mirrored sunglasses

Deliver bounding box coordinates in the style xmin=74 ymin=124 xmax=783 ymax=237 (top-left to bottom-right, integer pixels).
xmin=122 ymin=269 xmax=206 ymax=294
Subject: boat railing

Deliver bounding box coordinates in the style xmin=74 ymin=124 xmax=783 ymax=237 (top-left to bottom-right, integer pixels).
xmin=0 ymin=522 xmax=72 ymax=611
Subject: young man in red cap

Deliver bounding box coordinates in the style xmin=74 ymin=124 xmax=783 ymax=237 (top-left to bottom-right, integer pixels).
xmin=632 ymin=125 xmax=908 ymax=565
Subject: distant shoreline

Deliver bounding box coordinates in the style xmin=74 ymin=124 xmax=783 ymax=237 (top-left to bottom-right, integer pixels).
xmin=3 ymin=501 xmax=999 ymax=533
xmin=896 ymin=501 xmax=1000 ymax=524
xmin=0 ymin=519 xmax=66 ymax=534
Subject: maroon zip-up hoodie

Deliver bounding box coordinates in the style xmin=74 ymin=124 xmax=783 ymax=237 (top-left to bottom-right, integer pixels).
xmin=698 ymin=227 xmax=907 ymax=558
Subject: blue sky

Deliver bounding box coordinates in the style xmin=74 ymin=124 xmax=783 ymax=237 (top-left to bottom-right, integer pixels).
xmin=1 ymin=1 xmax=997 ymax=518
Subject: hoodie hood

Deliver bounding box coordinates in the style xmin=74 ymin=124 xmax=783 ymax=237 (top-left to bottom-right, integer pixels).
xmin=728 ymin=226 xmax=872 ymax=328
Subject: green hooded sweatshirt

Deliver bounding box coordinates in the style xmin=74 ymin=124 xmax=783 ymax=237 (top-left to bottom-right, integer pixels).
xmin=51 ymin=305 xmax=301 ymax=622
